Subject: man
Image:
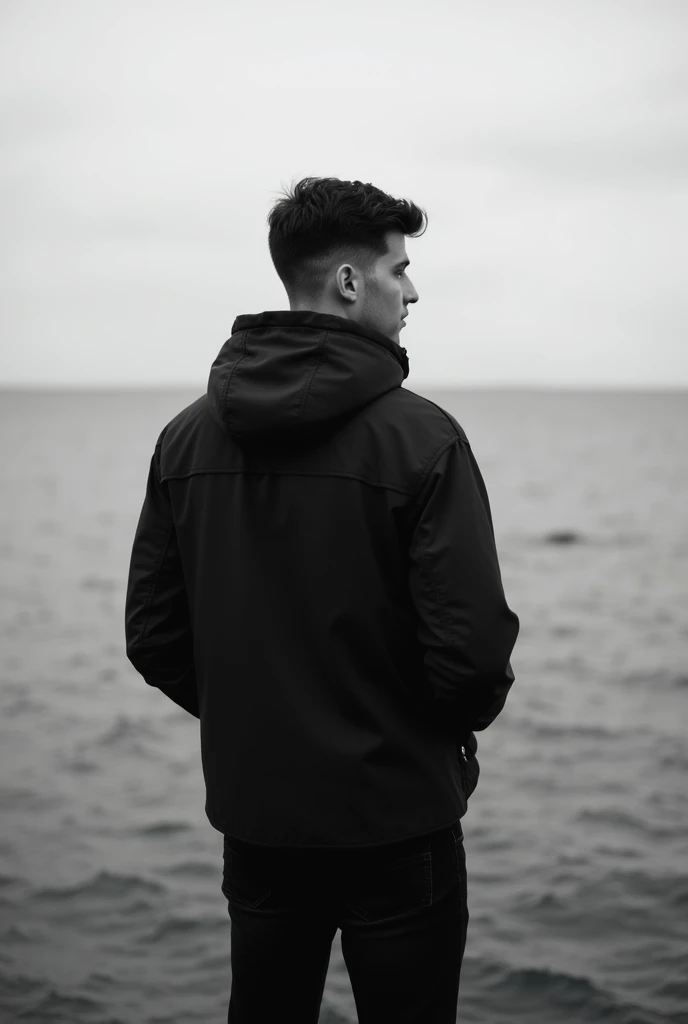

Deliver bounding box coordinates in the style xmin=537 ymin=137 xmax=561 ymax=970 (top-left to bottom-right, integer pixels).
xmin=125 ymin=176 xmax=519 ymax=1023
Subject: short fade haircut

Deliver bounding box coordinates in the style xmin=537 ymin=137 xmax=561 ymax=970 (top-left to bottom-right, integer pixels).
xmin=267 ymin=176 xmax=427 ymax=300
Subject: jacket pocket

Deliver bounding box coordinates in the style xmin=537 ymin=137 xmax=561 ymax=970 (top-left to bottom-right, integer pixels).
xmin=458 ymin=745 xmax=480 ymax=800
xmin=221 ymin=837 xmax=273 ymax=909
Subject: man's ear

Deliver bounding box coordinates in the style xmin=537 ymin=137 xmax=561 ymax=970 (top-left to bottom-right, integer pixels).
xmin=335 ymin=264 xmax=359 ymax=304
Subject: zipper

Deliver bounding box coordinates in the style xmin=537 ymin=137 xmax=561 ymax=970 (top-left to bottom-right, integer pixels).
xmin=458 ymin=745 xmax=469 ymax=784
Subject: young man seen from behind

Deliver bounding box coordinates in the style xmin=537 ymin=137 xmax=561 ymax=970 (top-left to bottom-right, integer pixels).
xmin=125 ymin=176 xmax=520 ymax=1024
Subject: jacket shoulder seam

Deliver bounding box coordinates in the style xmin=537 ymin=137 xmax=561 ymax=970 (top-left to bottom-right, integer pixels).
xmin=296 ymin=330 xmax=329 ymax=422
xmin=159 ymin=466 xmax=412 ymax=497
xmin=410 ymin=433 xmax=467 ymax=508
xmin=220 ymin=330 xmax=249 ymax=416
xmin=400 ymin=388 xmax=470 ymax=444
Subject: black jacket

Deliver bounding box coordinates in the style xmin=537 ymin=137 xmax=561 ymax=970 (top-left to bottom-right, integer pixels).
xmin=125 ymin=310 xmax=519 ymax=848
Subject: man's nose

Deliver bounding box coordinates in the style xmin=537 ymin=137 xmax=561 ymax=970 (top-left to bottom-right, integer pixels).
xmin=406 ymin=280 xmax=419 ymax=304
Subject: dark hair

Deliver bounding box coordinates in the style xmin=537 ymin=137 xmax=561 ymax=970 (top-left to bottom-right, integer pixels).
xmin=267 ymin=176 xmax=427 ymax=298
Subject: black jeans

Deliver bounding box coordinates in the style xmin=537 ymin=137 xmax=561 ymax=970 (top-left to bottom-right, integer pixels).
xmin=221 ymin=821 xmax=468 ymax=1023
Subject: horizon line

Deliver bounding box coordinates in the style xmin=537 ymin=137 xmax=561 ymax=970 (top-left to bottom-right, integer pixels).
xmin=1 ymin=381 xmax=687 ymax=393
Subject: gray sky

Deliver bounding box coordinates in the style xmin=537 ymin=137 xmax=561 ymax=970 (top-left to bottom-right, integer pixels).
xmin=2 ymin=0 xmax=686 ymax=387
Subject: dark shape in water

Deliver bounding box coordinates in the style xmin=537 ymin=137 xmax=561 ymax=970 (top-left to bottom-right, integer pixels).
xmin=543 ymin=530 xmax=582 ymax=545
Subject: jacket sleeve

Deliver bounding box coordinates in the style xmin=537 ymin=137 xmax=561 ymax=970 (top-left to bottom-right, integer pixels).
xmin=125 ymin=444 xmax=199 ymax=718
xmin=408 ymin=435 xmax=519 ymax=736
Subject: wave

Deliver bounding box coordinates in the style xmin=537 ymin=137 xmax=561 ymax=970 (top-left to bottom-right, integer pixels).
xmin=532 ymin=530 xmax=649 ymax=548
xmin=79 ymin=576 xmax=118 ymax=593
xmin=140 ymin=914 xmax=225 ymax=943
xmin=93 ymin=714 xmax=166 ymax=747
xmin=527 ymin=721 xmax=620 ymax=740
xmin=158 ymin=859 xmax=217 ymax=879
xmin=0 ymin=787 xmax=57 ymax=812
xmin=75 ymin=714 xmax=169 ymax=762
xmin=576 ymin=806 xmax=688 ymax=840
xmin=467 ymin=957 xmax=681 ymax=1024
xmin=576 ymin=807 xmax=647 ymax=831
xmin=32 ymin=870 xmax=167 ymax=903
xmin=134 ymin=821 xmax=193 ymax=837
xmin=618 ymin=669 xmax=688 ymax=692
xmin=508 ymin=867 xmax=688 ymax=931
xmin=1 ymin=924 xmax=48 ymax=945
xmin=0 ymin=972 xmax=128 ymax=1023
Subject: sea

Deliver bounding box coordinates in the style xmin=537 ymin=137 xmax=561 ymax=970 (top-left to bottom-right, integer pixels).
xmin=0 ymin=386 xmax=686 ymax=1024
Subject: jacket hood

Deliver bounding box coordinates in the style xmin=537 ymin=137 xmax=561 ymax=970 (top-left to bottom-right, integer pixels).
xmin=207 ymin=310 xmax=410 ymax=443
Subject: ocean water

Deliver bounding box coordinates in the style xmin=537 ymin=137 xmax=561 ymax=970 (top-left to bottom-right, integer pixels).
xmin=0 ymin=386 xmax=686 ymax=1024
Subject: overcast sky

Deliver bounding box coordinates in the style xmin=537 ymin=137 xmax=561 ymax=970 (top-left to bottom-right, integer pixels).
xmin=2 ymin=0 xmax=686 ymax=387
